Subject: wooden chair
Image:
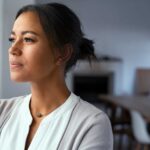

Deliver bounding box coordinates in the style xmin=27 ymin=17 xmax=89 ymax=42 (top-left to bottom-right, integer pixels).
xmin=100 ymin=98 xmax=133 ymax=149
xmin=134 ymin=68 xmax=150 ymax=95
xmin=130 ymin=110 xmax=150 ymax=150
xmin=130 ymin=68 xmax=150 ymax=149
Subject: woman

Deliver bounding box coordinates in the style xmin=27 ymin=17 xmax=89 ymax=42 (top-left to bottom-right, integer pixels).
xmin=0 ymin=3 xmax=113 ymax=150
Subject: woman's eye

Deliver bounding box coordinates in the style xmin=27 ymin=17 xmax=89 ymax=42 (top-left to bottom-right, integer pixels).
xmin=8 ymin=37 xmax=15 ymax=43
xmin=24 ymin=37 xmax=35 ymax=43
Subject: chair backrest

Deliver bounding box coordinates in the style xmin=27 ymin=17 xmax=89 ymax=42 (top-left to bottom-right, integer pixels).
xmin=130 ymin=110 xmax=150 ymax=144
xmin=134 ymin=69 xmax=150 ymax=95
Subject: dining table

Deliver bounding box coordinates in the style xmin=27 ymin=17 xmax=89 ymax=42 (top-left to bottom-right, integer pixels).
xmin=99 ymin=94 xmax=150 ymax=120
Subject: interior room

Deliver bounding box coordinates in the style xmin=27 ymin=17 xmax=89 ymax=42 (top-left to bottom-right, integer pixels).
xmin=1 ymin=0 xmax=150 ymax=149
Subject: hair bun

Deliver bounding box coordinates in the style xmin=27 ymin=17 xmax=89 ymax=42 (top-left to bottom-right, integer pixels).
xmin=78 ymin=38 xmax=96 ymax=60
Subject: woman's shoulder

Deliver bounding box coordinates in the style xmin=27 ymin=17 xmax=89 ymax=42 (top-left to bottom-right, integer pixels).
xmin=0 ymin=95 xmax=30 ymax=131
xmin=71 ymin=94 xmax=111 ymax=128
xmin=75 ymin=96 xmax=108 ymax=120
xmin=0 ymin=95 xmax=29 ymax=115
xmin=0 ymin=95 xmax=28 ymax=105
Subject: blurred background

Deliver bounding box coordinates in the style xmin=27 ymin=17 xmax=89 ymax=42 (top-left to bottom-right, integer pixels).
xmin=1 ymin=0 xmax=150 ymax=98
xmin=1 ymin=0 xmax=150 ymax=149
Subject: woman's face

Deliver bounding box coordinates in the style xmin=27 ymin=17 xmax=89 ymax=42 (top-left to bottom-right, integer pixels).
xmin=9 ymin=11 xmax=60 ymax=82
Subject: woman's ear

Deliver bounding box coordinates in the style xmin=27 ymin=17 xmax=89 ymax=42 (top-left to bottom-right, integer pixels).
xmin=56 ymin=44 xmax=73 ymax=65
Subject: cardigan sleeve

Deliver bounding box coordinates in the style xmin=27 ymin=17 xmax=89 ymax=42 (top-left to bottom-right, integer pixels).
xmin=78 ymin=113 xmax=113 ymax=150
xmin=0 ymin=97 xmax=22 ymax=130
xmin=0 ymin=99 xmax=15 ymax=129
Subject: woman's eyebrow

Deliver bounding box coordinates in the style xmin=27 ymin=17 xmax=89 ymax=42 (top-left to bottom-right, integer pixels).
xmin=10 ymin=31 xmax=39 ymax=36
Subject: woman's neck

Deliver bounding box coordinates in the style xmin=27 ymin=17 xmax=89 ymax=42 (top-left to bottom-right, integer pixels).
xmin=29 ymin=78 xmax=70 ymax=120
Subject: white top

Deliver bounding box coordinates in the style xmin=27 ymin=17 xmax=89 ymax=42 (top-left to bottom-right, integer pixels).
xmin=0 ymin=93 xmax=113 ymax=150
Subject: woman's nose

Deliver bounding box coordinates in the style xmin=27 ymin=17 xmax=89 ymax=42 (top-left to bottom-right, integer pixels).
xmin=9 ymin=42 xmax=22 ymax=56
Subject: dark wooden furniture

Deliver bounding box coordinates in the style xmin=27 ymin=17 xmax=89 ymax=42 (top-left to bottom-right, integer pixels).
xmin=99 ymin=95 xmax=150 ymax=119
xmin=99 ymin=95 xmax=150 ymax=150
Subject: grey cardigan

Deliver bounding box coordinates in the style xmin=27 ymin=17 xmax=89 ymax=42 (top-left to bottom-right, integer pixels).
xmin=0 ymin=95 xmax=113 ymax=150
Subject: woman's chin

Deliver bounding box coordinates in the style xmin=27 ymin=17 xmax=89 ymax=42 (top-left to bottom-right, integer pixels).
xmin=10 ymin=74 xmax=28 ymax=82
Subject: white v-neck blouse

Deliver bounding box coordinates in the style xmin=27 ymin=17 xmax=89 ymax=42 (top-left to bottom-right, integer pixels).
xmin=0 ymin=93 xmax=113 ymax=150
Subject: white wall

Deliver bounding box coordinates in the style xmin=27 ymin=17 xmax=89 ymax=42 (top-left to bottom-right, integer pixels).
xmin=1 ymin=0 xmax=34 ymax=98
xmin=37 ymin=0 xmax=150 ymax=95
xmin=0 ymin=0 xmax=4 ymax=97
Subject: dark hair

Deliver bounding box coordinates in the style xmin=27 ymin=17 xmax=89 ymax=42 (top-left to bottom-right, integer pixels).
xmin=16 ymin=3 xmax=96 ymax=73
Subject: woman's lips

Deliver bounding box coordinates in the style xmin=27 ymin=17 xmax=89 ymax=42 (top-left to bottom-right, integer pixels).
xmin=10 ymin=61 xmax=23 ymax=70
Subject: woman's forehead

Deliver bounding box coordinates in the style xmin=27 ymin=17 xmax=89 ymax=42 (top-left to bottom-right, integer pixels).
xmin=13 ymin=11 xmax=43 ymax=35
